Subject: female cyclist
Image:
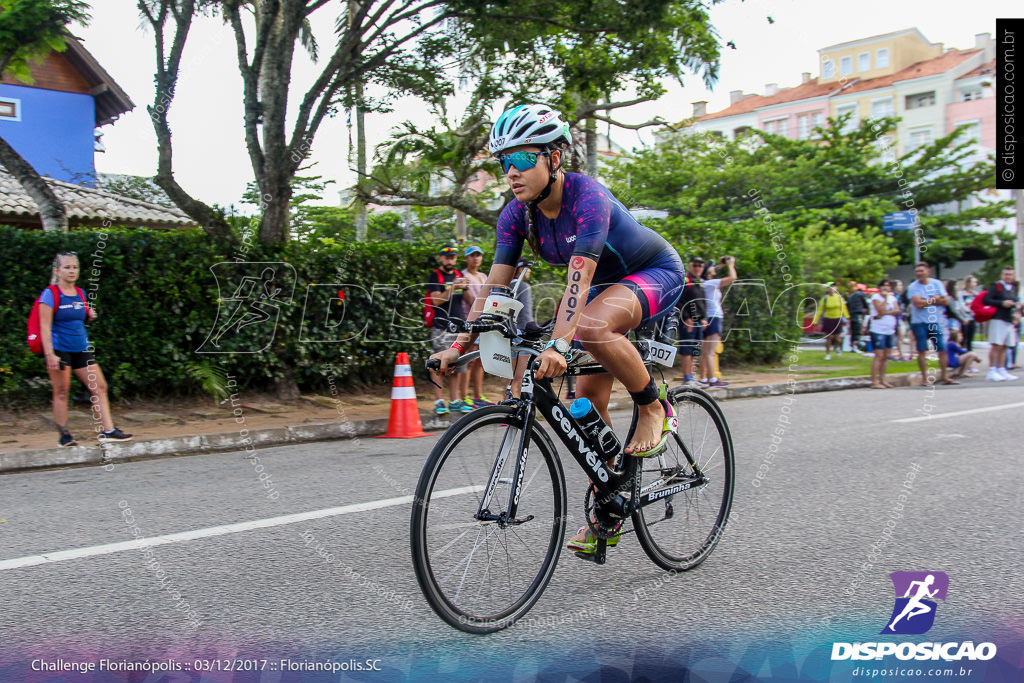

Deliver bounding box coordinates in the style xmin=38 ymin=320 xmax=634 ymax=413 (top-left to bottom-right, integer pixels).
xmin=429 ymin=104 xmax=687 ymax=549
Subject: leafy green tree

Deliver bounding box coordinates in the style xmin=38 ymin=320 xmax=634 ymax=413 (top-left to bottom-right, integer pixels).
xmin=801 ymin=225 xmax=899 ymax=286
xmin=362 ymin=0 xmax=725 ymax=225
xmin=0 ymin=0 xmax=89 ymax=231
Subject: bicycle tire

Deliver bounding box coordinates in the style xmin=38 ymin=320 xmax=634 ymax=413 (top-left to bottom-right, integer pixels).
xmin=632 ymin=387 xmax=734 ymax=572
xmin=410 ymin=406 xmax=567 ymax=634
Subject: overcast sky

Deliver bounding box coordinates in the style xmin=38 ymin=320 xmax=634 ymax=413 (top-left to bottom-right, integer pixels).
xmin=76 ymin=0 xmax=1018 ymax=209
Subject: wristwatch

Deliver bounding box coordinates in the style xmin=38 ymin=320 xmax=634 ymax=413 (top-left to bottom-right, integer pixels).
xmin=544 ymin=338 xmax=572 ymax=360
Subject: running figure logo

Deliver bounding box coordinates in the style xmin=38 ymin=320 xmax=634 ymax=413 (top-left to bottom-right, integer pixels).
xmin=197 ymin=262 xmax=296 ymax=354
xmin=881 ymin=571 xmax=949 ymax=635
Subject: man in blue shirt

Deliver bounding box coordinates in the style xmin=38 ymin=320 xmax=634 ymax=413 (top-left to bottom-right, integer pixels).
xmin=906 ymin=262 xmax=957 ymax=385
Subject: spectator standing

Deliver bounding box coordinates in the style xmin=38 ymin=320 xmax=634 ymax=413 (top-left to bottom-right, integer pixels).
xmin=868 ymin=278 xmax=900 ymax=388
xmin=812 ymin=282 xmax=848 ymax=360
xmin=958 ymin=275 xmax=980 ymax=350
xmin=945 ymin=328 xmax=981 ymax=379
xmin=983 ymin=266 xmax=1020 ymax=382
xmin=37 ymin=252 xmax=133 ymax=447
xmin=846 ymin=283 xmax=870 ymax=353
xmin=891 ymin=279 xmax=910 ymax=361
xmin=943 ymin=279 xmax=969 ymax=335
xmin=699 ymin=256 xmax=737 ymax=388
xmin=678 ymin=256 xmax=708 ymax=384
xmin=427 ymin=243 xmax=471 ymax=413
xmin=906 ymin=262 xmax=957 ymax=386
xmin=460 ymin=245 xmax=494 ymax=407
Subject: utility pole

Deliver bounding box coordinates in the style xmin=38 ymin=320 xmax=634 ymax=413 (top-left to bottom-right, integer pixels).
xmin=1014 ymin=189 xmax=1024 ymax=277
xmin=349 ymin=1 xmax=368 ymax=242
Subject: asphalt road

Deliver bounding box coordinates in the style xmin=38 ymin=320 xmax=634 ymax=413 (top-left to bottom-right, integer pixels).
xmin=1 ymin=381 xmax=1021 ymax=681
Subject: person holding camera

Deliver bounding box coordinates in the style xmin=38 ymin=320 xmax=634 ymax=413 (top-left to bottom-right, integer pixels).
xmin=700 ymin=256 xmax=737 ymax=387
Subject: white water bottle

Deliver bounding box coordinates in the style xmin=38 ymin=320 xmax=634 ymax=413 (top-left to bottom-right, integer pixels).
xmin=478 ymin=286 xmax=524 ymax=379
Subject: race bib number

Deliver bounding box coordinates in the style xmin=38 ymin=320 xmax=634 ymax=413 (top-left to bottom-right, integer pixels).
xmin=646 ymin=341 xmax=677 ymax=367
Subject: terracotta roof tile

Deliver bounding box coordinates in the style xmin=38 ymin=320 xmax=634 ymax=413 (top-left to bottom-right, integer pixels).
xmin=693 ymin=48 xmax=984 ymax=123
xmin=0 ymin=169 xmax=198 ymax=229
xmin=840 ymin=49 xmax=981 ymax=95
xmin=957 ymin=59 xmax=995 ymax=80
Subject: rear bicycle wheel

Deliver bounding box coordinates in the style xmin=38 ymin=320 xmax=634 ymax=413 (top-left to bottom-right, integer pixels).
xmin=633 ymin=387 xmax=734 ymax=572
xmin=410 ymin=406 xmax=566 ymax=633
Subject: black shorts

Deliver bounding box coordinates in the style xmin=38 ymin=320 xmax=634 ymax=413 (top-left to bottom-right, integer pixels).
xmin=55 ymin=350 xmax=95 ymax=371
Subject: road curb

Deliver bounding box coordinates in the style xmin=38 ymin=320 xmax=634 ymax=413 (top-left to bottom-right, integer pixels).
xmin=0 ymin=373 xmax=916 ymax=474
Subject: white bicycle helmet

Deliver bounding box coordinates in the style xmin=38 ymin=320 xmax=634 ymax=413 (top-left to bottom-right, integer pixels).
xmin=489 ymin=104 xmax=572 ymax=155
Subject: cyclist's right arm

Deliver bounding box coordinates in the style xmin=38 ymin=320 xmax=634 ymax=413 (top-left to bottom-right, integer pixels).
xmin=430 ymin=264 xmax=516 ymax=374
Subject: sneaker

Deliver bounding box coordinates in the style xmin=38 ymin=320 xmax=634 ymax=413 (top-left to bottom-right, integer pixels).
xmin=565 ymin=391 xmax=576 ymax=400
xmin=986 ymin=369 xmax=1006 ymax=382
xmin=967 ymin=367 xmax=980 ymax=374
xmin=449 ymin=399 xmax=473 ymax=413
xmin=683 ymin=374 xmax=695 ymax=384
xmin=58 ymin=431 xmax=77 ymax=448
xmin=824 ymin=353 xmax=831 ymax=360
xmin=98 ymin=428 xmax=133 ymax=442
xmin=707 ymin=378 xmax=730 ymax=388
xmin=470 ymin=396 xmax=495 ymax=407
xmin=434 ymin=399 xmax=449 ymax=415
xmin=836 ymin=349 xmax=843 ymax=356
xmin=997 ymin=368 xmax=1019 ymax=381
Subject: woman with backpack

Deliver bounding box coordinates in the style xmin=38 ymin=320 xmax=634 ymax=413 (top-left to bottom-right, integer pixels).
xmin=37 ymin=252 xmax=132 ymax=447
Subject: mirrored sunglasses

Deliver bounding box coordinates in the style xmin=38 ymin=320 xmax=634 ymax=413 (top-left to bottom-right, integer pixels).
xmin=497 ymin=151 xmax=543 ymax=174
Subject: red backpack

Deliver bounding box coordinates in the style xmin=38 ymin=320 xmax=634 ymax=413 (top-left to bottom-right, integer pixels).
xmin=27 ymin=285 xmax=89 ymax=354
xmin=969 ymin=283 xmax=1000 ymax=324
xmin=424 ymin=269 xmax=461 ymax=328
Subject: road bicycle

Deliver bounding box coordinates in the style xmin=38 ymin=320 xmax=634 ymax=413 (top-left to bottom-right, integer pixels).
xmin=411 ymin=298 xmax=734 ymax=634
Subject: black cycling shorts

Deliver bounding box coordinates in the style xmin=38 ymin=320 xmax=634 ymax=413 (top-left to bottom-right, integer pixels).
xmin=55 ymin=350 xmax=96 ymax=371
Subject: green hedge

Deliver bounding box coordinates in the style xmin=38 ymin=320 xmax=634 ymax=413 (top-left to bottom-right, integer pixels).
xmin=1 ymin=221 xmax=797 ymax=407
xmin=0 ymin=226 xmax=448 ymax=406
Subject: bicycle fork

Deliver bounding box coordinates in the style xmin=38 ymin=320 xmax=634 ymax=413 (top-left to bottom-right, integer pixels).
xmin=475 ymin=403 xmax=536 ymax=528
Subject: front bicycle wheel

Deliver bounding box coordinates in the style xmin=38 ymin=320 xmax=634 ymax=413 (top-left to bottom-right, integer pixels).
xmin=633 ymin=387 xmax=734 ymax=572
xmin=410 ymin=406 xmax=566 ymax=633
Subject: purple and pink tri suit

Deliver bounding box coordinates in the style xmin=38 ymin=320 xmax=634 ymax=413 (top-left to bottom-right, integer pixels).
xmin=493 ymin=173 xmax=685 ymax=324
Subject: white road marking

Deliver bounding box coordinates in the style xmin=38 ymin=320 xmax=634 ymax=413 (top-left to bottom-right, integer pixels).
xmin=891 ymin=401 xmax=1024 ymax=423
xmin=0 ymin=485 xmax=482 ymax=571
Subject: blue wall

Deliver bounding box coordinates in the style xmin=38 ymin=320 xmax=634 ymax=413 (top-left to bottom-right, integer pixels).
xmin=0 ymin=83 xmax=96 ymax=186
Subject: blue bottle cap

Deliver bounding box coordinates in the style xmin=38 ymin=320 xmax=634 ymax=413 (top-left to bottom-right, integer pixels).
xmin=568 ymin=397 xmax=592 ymax=418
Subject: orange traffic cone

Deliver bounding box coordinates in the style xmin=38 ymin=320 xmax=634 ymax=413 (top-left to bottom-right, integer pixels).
xmin=377 ymin=352 xmax=434 ymax=439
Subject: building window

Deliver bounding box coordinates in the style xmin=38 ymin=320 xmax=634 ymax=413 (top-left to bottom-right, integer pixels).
xmin=960 ymin=87 xmax=983 ymax=101
xmin=764 ymin=117 xmax=788 ymax=137
xmin=836 ymin=103 xmax=858 ymax=132
xmin=877 ymin=48 xmax=890 ymax=68
xmin=0 ymin=97 xmax=20 ymax=121
xmin=871 ymin=97 xmax=894 ymax=119
xmin=812 ymin=111 xmax=824 ymax=130
xmin=858 ymin=52 xmax=871 ymax=72
xmin=797 ymin=114 xmax=810 ymax=139
xmin=840 ymin=56 xmax=853 ymax=76
xmin=823 ymin=59 xmax=835 ymax=79
xmin=905 ymin=91 xmax=936 ymax=109
xmin=955 ymin=120 xmax=982 ymax=144
xmin=908 ymin=127 xmax=933 ymax=151
xmin=733 ymin=125 xmax=752 ymax=138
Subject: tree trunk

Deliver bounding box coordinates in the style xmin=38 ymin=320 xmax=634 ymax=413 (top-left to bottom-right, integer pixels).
xmin=354 ymin=82 xmax=368 ymax=242
xmin=585 ymin=117 xmax=599 ymax=178
xmin=0 ymin=135 xmax=68 ymax=231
